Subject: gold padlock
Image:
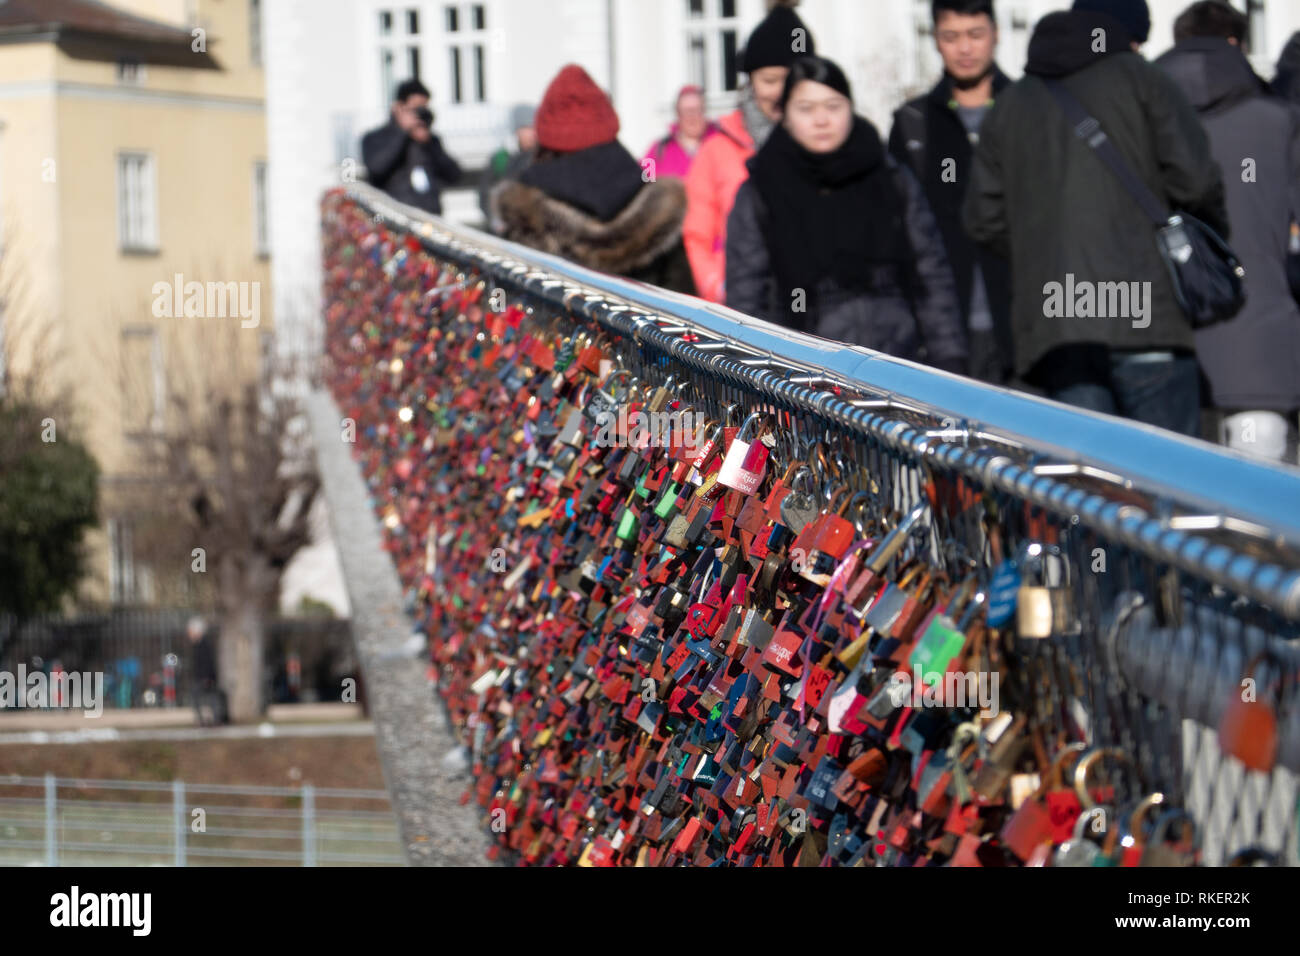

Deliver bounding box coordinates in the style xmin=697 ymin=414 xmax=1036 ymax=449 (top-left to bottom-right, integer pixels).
xmin=1015 ymin=544 xmax=1078 ymax=639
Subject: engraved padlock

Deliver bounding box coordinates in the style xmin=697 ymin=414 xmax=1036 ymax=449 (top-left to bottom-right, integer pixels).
xmin=716 ymin=412 xmax=770 ymax=495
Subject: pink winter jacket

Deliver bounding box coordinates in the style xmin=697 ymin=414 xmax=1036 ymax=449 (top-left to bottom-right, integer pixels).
xmin=682 ymin=110 xmax=754 ymax=303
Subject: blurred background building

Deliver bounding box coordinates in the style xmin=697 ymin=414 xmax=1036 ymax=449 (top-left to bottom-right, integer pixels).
xmin=0 ymin=0 xmax=278 ymax=606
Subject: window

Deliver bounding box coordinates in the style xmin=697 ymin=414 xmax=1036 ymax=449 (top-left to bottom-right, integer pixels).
xmin=117 ymin=152 xmax=158 ymax=252
xmin=682 ymin=0 xmax=739 ymax=94
xmin=687 ymin=35 xmax=706 ymax=89
xmin=121 ymin=325 xmax=165 ymax=439
xmin=250 ymin=0 xmax=263 ymax=66
xmin=116 ymin=57 xmax=145 ymax=84
xmin=1246 ymin=0 xmax=1266 ymax=58
xmin=380 ymin=48 xmax=395 ymax=109
xmin=253 ymin=161 xmax=269 ymax=256
xmin=108 ymin=518 xmax=136 ymax=606
xmin=380 ymin=6 xmax=424 ymax=108
xmin=446 ymin=4 xmax=489 ymax=104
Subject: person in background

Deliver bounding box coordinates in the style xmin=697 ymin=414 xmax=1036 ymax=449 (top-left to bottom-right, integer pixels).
xmin=1274 ymin=31 xmax=1300 ymax=105
xmin=361 ymin=78 xmax=462 ymax=216
xmin=684 ymin=2 xmax=815 ymax=303
xmin=480 ymin=104 xmax=537 ymax=232
xmin=889 ymin=0 xmax=1012 ymax=384
xmin=726 ymin=56 xmax=967 ymax=374
xmin=490 ymin=64 xmax=695 ymax=295
xmin=964 ymin=0 xmax=1229 ymax=436
xmin=1156 ymin=2 xmax=1300 ymax=463
xmin=643 ymin=86 xmax=718 ymax=181
xmin=186 ymin=616 xmax=227 ymax=727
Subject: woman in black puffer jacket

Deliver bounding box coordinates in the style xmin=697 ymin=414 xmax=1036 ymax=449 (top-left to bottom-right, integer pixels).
xmin=725 ymin=56 xmax=967 ymax=374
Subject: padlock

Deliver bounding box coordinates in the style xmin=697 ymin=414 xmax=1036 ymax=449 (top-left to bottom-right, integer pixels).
xmin=716 ymin=412 xmax=770 ymax=494
xmin=1015 ymin=543 xmax=1078 ymax=639
xmin=1138 ymin=808 xmax=1199 ymax=867
xmin=969 ymin=713 xmax=1028 ymax=803
xmin=653 ymin=481 xmax=684 ymax=521
xmin=777 ymin=467 xmax=820 ymax=534
xmin=1118 ymin=792 xmax=1166 ymax=866
xmin=1218 ymin=651 xmax=1290 ymax=773
xmin=846 ymin=503 xmax=927 ymax=617
xmin=556 ymin=404 xmax=587 ymax=447
xmin=1052 ymin=808 xmax=1103 ymax=867
xmin=999 ymin=741 xmax=1084 ymax=861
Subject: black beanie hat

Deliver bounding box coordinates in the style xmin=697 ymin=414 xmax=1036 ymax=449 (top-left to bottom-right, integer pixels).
xmin=1073 ymin=0 xmax=1151 ymax=44
xmin=742 ymin=4 xmax=816 ymax=73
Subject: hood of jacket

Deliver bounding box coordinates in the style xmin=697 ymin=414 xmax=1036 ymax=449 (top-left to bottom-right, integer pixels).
xmin=715 ymin=107 xmax=755 ymax=152
xmin=1025 ymin=9 xmax=1134 ymax=78
xmin=517 ymin=140 xmax=646 ymax=222
xmin=1156 ymin=38 xmax=1267 ymax=113
xmin=1273 ymin=31 xmax=1300 ymax=104
xmin=491 ymin=176 xmax=688 ymax=277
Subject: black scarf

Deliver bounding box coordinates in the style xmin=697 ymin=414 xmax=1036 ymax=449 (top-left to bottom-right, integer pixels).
xmin=746 ymin=116 xmax=910 ymax=326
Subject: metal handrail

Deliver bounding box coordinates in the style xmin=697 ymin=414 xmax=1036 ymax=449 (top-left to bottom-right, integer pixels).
xmin=339 ymin=183 xmax=1300 ymax=619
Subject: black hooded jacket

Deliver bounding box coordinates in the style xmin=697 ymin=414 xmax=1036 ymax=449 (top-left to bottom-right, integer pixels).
xmin=1274 ymin=32 xmax=1300 ymax=105
xmin=889 ymin=69 xmax=1014 ymax=370
xmin=1157 ymin=38 xmax=1300 ymax=411
xmin=963 ymin=10 xmax=1229 ymax=384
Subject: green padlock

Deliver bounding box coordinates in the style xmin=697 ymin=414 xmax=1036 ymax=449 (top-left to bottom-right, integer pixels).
xmin=616 ymin=507 xmax=639 ymax=542
xmin=654 ymin=481 xmax=682 ymax=520
xmin=635 ymin=471 xmax=652 ymax=499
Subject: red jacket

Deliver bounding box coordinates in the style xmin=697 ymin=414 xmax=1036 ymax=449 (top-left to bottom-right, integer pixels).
xmin=683 ymin=109 xmax=754 ymax=303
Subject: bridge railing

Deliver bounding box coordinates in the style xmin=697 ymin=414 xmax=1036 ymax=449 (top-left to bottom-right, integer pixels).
xmin=321 ymin=182 xmax=1300 ymax=867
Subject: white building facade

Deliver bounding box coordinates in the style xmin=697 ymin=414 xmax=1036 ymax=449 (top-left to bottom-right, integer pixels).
xmin=261 ymin=0 xmax=1298 ymax=617
xmin=264 ymin=0 xmax=1300 ymax=358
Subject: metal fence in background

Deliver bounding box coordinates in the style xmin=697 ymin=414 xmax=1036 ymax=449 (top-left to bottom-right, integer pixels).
xmin=325 ymin=183 xmax=1300 ymax=866
xmin=0 ymin=775 xmax=404 ymax=866
xmin=0 ymin=611 xmax=357 ymax=709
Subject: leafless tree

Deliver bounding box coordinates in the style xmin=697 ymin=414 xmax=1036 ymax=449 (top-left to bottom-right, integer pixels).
xmin=123 ymin=321 xmax=320 ymax=722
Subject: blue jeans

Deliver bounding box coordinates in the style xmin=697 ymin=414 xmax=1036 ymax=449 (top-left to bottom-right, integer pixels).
xmin=1050 ymin=353 xmax=1200 ymax=437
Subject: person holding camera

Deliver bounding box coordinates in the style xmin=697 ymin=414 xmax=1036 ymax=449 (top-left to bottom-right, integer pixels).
xmin=362 ymin=78 xmax=462 ymax=216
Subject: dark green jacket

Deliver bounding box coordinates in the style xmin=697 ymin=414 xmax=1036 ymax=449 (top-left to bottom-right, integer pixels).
xmin=963 ymin=11 xmax=1228 ymax=379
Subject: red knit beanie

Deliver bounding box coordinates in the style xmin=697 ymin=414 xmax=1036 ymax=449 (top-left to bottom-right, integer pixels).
xmin=534 ymin=64 xmax=620 ymax=153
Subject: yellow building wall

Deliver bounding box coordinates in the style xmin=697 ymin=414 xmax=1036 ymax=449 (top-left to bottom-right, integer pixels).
xmin=0 ymin=44 xmax=63 ymax=386
xmin=1 ymin=0 xmax=270 ymax=605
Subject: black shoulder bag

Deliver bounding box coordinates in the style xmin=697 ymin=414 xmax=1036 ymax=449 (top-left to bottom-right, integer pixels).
xmin=1044 ymin=78 xmax=1246 ymax=328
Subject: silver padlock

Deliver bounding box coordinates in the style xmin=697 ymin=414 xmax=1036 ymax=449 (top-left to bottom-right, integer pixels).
xmin=1138 ymin=809 xmax=1200 ymax=867
xmin=1015 ymin=544 xmax=1079 ymax=639
xmin=1052 ymin=808 xmax=1103 ymax=866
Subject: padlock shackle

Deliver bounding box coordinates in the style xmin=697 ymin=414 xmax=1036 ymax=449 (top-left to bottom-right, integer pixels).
xmin=1073 ymin=746 xmax=1136 ymax=809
